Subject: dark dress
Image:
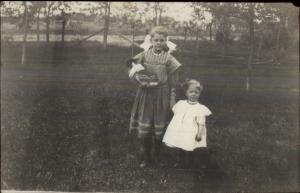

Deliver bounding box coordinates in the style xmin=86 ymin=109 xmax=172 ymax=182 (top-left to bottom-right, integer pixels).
xmin=129 ymin=48 xmax=182 ymax=138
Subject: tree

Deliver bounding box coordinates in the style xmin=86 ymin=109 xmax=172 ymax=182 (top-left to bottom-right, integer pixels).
xmin=1 ymin=1 xmax=21 ymax=43
xmin=201 ymin=3 xmax=236 ymax=56
xmin=103 ymin=2 xmax=111 ymax=49
xmin=246 ymin=3 xmax=255 ymax=91
xmin=206 ymin=20 xmax=214 ymax=41
xmin=30 ymin=1 xmax=71 ymax=43
xmin=180 ymin=21 xmax=193 ymax=46
xmin=148 ymin=2 xmax=166 ymax=26
xmin=191 ymin=3 xmax=206 ymax=51
xmin=21 ymin=1 xmax=29 ymax=65
xmin=0 ymin=1 xmax=22 ymax=17
xmin=121 ymin=2 xmax=143 ymax=56
xmin=257 ymin=3 xmax=298 ymax=62
xmin=42 ymin=1 xmax=58 ymax=42
xmin=84 ymin=2 xmax=111 ymax=49
xmin=56 ymin=1 xmax=71 ymax=43
xmin=202 ymin=3 xmax=271 ymax=91
xmin=31 ymin=1 xmax=44 ymax=42
xmin=231 ymin=3 xmax=290 ymax=91
xmin=1 ymin=1 xmax=35 ymax=64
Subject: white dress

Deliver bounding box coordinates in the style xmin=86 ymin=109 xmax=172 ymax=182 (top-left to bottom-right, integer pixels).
xmin=163 ymin=100 xmax=212 ymax=151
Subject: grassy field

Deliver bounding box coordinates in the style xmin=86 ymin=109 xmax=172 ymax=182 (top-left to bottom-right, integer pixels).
xmin=1 ymin=42 xmax=299 ymax=192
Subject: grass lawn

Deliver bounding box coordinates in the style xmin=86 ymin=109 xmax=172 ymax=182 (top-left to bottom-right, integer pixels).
xmin=1 ymin=42 xmax=299 ymax=192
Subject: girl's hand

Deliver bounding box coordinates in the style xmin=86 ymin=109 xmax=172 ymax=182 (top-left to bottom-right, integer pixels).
xmin=170 ymin=98 xmax=176 ymax=109
xmin=170 ymin=94 xmax=176 ymax=109
xmin=170 ymin=88 xmax=176 ymax=109
xmin=195 ymin=121 xmax=204 ymax=142
xmin=195 ymin=133 xmax=202 ymax=142
xmin=140 ymin=82 xmax=149 ymax=87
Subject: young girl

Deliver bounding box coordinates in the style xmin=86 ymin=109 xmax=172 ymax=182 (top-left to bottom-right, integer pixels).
xmin=128 ymin=26 xmax=182 ymax=168
xmin=163 ymin=79 xmax=212 ymax=168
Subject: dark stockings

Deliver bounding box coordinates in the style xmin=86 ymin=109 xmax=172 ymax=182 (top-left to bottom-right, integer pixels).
xmin=139 ymin=133 xmax=163 ymax=167
xmin=154 ymin=137 xmax=163 ymax=165
xmin=177 ymin=149 xmax=194 ymax=168
xmin=140 ymin=134 xmax=152 ymax=164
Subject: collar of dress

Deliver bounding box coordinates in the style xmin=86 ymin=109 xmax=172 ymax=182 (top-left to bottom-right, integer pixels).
xmin=151 ymin=48 xmax=164 ymax=56
xmin=186 ymin=100 xmax=198 ymax=105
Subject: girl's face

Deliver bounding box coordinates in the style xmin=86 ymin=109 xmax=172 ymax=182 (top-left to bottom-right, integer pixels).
xmin=151 ymin=33 xmax=167 ymax=53
xmin=186 ymin=85 xmax=201 ymax=102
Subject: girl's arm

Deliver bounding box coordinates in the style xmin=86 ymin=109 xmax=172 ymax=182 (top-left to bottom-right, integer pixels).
xmin=166 ymin=54 xmax=181 ymax=108
xmin=169 ymin=70 xmax=179 ymax=108
xmin=195 ymin=117 xmax=205 ymax=141
xmin=195 ymin=124 xmax=205 ymax=142
xmin=167 ymin=54 xmax=181 ymax=90
xmin=168 ymin=66 xmax=179 ymax=88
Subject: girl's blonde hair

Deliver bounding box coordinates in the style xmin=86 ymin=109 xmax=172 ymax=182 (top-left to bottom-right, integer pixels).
xmin=150 ymin=26 xmax=168 ymax=38
xmin=149 ymin=26 xmax=169 ymax=52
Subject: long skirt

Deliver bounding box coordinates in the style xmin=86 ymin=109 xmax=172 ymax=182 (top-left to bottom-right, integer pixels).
xmin=129 ymin=84 xmax=170 ymax=138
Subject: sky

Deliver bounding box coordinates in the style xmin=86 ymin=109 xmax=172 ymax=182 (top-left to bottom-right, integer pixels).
xmin=1 ymin=1 xmax=212 ymax=23
xmin=71 ymin=2 xmax=212 ymax=23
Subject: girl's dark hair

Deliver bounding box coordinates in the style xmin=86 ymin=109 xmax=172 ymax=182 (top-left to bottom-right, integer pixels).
xmin=179 ymin=79 xmax=203 ymax=99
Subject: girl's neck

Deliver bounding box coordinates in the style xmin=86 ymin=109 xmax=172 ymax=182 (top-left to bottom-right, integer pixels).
xmin=187 ymin=100 xmax=198 ymax=105
xmin=152 ymin=48 xmax=163 ymax=55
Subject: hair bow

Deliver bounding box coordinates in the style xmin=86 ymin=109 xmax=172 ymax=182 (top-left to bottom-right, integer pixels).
xmin=139 ymin=34 xmax=177 ymax=53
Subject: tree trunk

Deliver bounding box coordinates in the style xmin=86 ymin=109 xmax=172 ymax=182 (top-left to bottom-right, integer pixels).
xmin=159 ymin=8 xmax=162 ymax=25
xmin=103 ymin=2 xmax=110 ymax=49
xmin=62 ymin=20 xmax=66 ymax=43
xmin=21 ymin=1 xmax=28 ymax=65
xmin=183 ymin=27 xmax=187 ymax=46
xmin=46 ymin=16 xmax=50 ymax=42
xmin=274 ymin=21 xmax=282 ymax=65
xmin=37 ymin=11 xmax=40 ymax=42
xmin=256 ymin=34 xmax=263 ymax=59
xmin=221 ymin=17 xmax=227 ymax=56
xmin=246 ymin=3 xmax=255 ymax=92
xmin=221 ymin=33 xmax=226 ymax=56
xmin=131 ymin=23 xmax=135 ymax=57
xmin=196 ymin=27 xmax=200 ymax=51
xmin=154 ymin=3 xmax=159 ymax=26
xmin=209 ymin=22 xmax=213 ymax=41
xmin=61 ymin=12 xmax=66 ymax=43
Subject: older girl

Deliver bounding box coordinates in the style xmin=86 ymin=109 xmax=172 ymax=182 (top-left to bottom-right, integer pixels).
xmin=129 ymin=26 xmax=182 ymax=168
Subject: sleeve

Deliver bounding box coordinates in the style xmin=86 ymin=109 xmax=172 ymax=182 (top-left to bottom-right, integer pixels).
xmin=195 ymin=105 xmax=212 ymax=124
xmin=202 ymin=105 xmax=212 ymax=117
xmin=132 ymin=51 xmax=145 ymax=64
xmin=172 ymin=100 xmax=182 ymax=114
xmin=166 ymin=54 xmax=182 ymax=75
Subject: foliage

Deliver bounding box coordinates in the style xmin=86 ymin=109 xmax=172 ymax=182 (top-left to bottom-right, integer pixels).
xmin=1 ymin=2 xmax=298 ymax=63
xmin=120 ymin=2 xmax=143 ymax=28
